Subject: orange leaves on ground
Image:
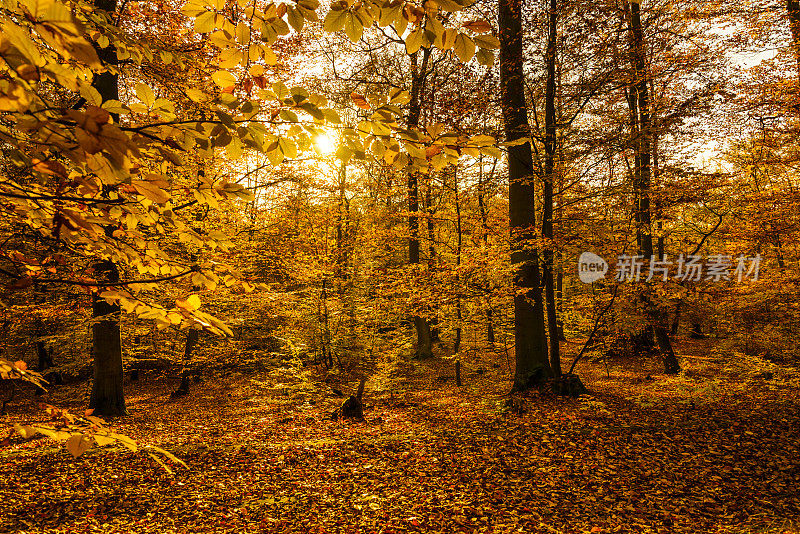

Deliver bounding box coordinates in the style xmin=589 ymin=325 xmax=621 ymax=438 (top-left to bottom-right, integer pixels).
xmin=2 ymin=351 xmax=800 ymax=533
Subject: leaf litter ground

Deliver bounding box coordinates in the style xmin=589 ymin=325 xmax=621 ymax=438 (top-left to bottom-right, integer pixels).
xmin=2 ymin=339 xmax=800 ymax=534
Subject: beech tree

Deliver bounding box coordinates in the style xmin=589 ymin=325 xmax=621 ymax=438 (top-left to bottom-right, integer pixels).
xmin=499 ymin=0 xmax=551 ymax=389
xmin=623 ymin=0 xmax=680 ymax=374
xmin=89 ymin=0 xmax=125 ymax=416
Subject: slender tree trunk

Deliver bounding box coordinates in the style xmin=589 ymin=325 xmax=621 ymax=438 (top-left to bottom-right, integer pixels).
xmin=173 ymin=329 xmax=199 ymax=397
xmin=626 ymin=0 xmax=680 ymax=374
xmin=555 ymin=39 xmax=566 ymax=344
xmin=670 ymin=300 xmax=681 ymax=335
xmin=408 ymin=49 xmax=433 ymax=359
xmin=454 ymin=166 xmax=463 ymax=354
xmin=320 ymin=278 xmax=333 ymax=368
xmin=500 ymin=0 xmax=551 ymax=390
xmin=35 ymin=319 xmax=53 ymax=371
xmin=477 ymin=158 xmax=496 ymax=344
xmin=89 ymin=0 xmax=126 ymax=416
xmin=555 ymin=258 xmax=565 ymax=341
xmin=543 ymin=0 xmax=560 ymax=376
xmin=425 ymin=185 xmax=441 ymax=342
xmin=335 ymin=160 xmax=348 ymax=284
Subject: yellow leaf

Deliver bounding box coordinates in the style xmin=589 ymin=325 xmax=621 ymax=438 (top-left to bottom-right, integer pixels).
xmin=109 ymin=433 xmax=138 ymax=452
xmin=185 ymin=88 xmax=206 ymax=102
xmin=93 ymin=433 xmax=115 ymax=446
xmin=194 ymin=10 xmax=216 ymax=33
xmin=476 ymin=47 xmax=495 ymax=66
xmin=453 ymin=32 xmax=475 ymax=62
xmin=177 ymin=294 xmax=202 ymax=311
xmin=101 ymin=99 xmax=128 ymax=115
xmin=433 ymin=0 xmax=464 ymax=11
xmin=134 ymin=83 xmax=156 ymax=108
xmin=131 ymin=180 xmax=170 ymax=203
xmin=405 ymin=26 xmax=425 ymax=54
xmin=427 ymin=15 xmax=444 ymax=38
xmin=323 ymin=7 xmax=347 ymax=32
xmin=13 ymin=424 xmax=37 ymax=439
xmin=344 ymin=12 xmax=363 ymax=42
xmin=212 ymin=70 xmax=237 ymax=89
xmin=287 ymin=6 xmax=304 ymax=32
xmin=79 ymin=84 xmax=102 ymax=106
xmin=2 ymin=22 xmax=44 ymax=66
xmin=473 ymin=33 xmax=500 ymax=50
xmin=66 ymin=434 xmax=92 ymax=458
xmin=219 ymin=48 xmax=243 ymax=68
xmin=235 ymin=22 xmax=250 ymax=43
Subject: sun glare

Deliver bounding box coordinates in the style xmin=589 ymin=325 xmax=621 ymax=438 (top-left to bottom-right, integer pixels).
xmin=314 ymin=133 xmax=337 ymax=155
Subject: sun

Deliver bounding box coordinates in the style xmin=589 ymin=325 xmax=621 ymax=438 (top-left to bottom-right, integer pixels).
xmin=314 ymin=133 xmax=337 ymax=155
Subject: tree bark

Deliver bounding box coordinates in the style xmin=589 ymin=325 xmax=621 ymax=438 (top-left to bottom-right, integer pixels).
xmin=500 ymin=0 xmax=551 ymax=390
xmin=408 ymin=48 xmax=433 ymax=359
xmin=626 ymin=0 xmax=680 ymax=375
xmin=670 ymin=299 xmax=681 ymax=335
xmin=477 ymin=157 xmax=496 ymax=344
xmin=454 ymin=166 xmax=463 ymax=354
xmin=90 ymin=260 xmax=126 ymax=416
xmin=173 ymin=328 xmax=199 ymax=397
xmin=543 ymin=0 xmax=560 ymax=376
xmin=89 ymin=0 xmax=126 ymax=416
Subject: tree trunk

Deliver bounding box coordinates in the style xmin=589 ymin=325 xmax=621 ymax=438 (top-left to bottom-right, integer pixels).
xmin=173 ymin=329 xmax=199 ymax=397
xmin=655 ymin=326 xmax=680 ymax=374
xmin=555 ymin=259 xmax=566 ymax=341
xmin=454 ymin=166 xmax=463 ymax=355
xmin=89 ymin=0 xmax=126 ymax=415
xmin=90 ymin=261 xmax=126 ymax=416
xmin=35 ymin=318 xmax=54 ymax=372
xmin=543 ymin=0 xmax=560 ymax=377
xmin=690 ymin=322 xmax=705 ymax=339
xmin=626 ymin=0 xmax=680 ymax=375
xmin=335 ymin=160 xmax=349 ymax=284
xmin=477 ymin=157 xmax=496 ymax=345
xmin=408 ymin=48 xmax=433 ymax=360
xmin=487 ymin=309 xmax=496 ymax=344
xmin=36 ymin=342 xmax=53 ymax=371
xmin=425 ymin=186 xmax=441 ymax=343
xmin=500 ymin=0 xmax=551 ymax=390
xmin=670 ymin=299 xmax=681 ymax=335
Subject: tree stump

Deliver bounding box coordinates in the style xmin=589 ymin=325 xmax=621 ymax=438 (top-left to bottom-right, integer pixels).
xmin=332 ymin=377 xmax=366 ymax=420
xmin=550 ymin=373 xmax=588 ymax=397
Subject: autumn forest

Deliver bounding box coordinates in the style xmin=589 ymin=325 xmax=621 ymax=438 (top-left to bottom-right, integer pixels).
xmin=1 ymin=0 xmax=800 ymax=531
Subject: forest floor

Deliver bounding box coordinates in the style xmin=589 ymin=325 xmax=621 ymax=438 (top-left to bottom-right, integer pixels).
xmin=2 ymin=338 xmax=800 ymax=534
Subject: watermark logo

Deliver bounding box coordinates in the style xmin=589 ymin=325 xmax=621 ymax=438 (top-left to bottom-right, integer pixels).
xmin=578 ymin=252 xmax=609 ymax=283
xmin=577 ymin=253 xmax=761 ymax=283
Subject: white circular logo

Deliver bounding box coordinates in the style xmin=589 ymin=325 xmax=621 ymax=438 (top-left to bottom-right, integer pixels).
xmin=578 ymin=252 xmax=608 ymax=283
